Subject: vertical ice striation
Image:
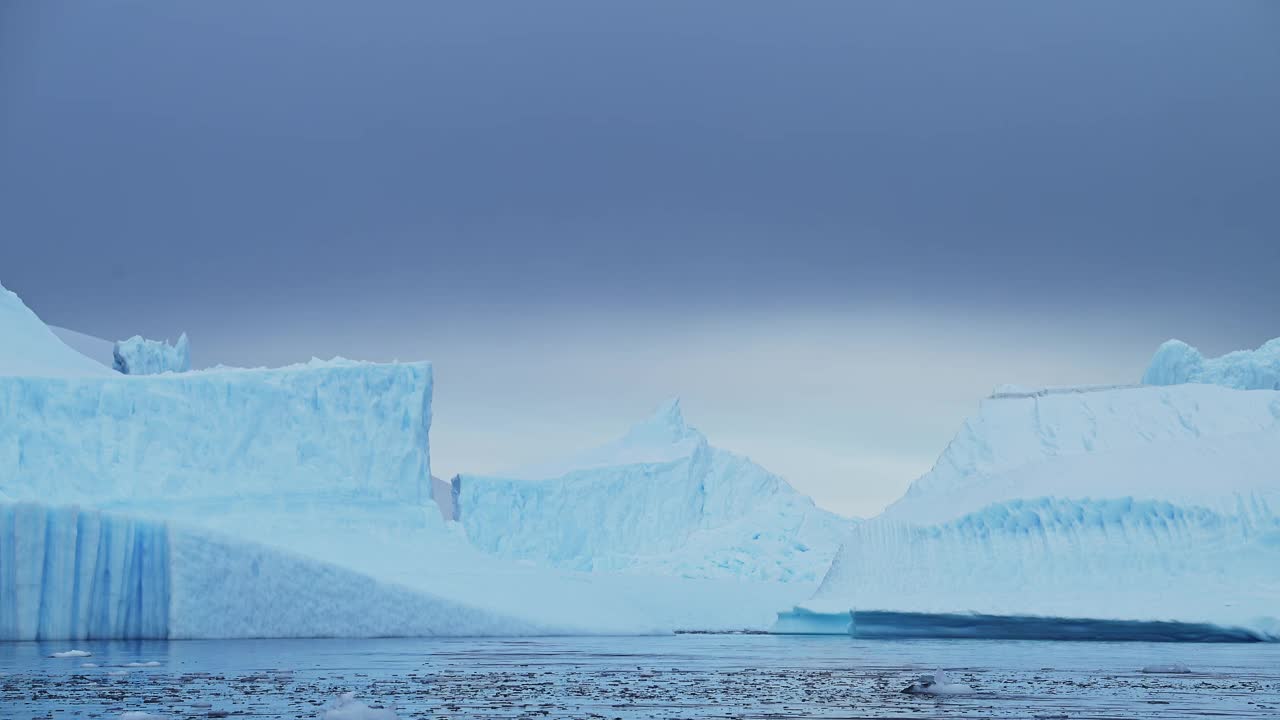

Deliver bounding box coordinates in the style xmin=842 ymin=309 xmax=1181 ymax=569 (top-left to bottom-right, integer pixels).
xmin=113 ymin=334 xmax=191 ymax=374
xmin=1144 ymin=337 xmax=1280 ymax=390
xmin=0 ymin=504 xmax=169 ymax=640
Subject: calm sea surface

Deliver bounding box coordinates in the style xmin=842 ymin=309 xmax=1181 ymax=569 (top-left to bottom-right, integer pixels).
xmin=2 ymin=634 xmax=1278 ymax=719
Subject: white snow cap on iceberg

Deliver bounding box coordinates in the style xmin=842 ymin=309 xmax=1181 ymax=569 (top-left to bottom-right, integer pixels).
xmin=0 ymin=281 xmax=113 ymax=377
xmin=503 ymin=397 xmax=707 ymax=479
xmin=1144 ymin=337 xmax=1280 ymax=390
xmin=113 ymin=333 xmax=191 ymax=374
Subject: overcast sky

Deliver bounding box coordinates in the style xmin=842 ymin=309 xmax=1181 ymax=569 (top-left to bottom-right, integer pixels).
xmin=3 ymin=1 xmax=1278 ymax=516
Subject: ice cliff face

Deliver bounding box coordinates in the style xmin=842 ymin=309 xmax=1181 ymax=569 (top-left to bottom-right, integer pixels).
xmin=113 ymin=334 xmax=191 ymax=375
xmin=1144 ymin=337 xmax=1280 ymax=390
xmin=0 ymin=359 xmax=433 ymax=507
xmin=455 ymin=400 xmax=854 ymax=582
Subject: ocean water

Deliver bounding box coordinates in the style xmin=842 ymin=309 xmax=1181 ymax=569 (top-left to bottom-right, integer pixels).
xmin=2 ymin=634 xmax=1278 ymax=719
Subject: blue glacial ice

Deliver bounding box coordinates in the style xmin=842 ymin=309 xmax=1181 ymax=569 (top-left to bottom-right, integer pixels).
xmin=1144 ymin=337 xmax=1280 ymax=390
xmin=113 ymin=334 xmax=191 ymax=375
xmin=453 ymin=399 xmax=856 ymax=582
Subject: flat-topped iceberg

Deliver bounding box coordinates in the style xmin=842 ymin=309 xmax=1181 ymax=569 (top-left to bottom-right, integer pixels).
xmin=780 ymin=344 xmax=1280 ymax=640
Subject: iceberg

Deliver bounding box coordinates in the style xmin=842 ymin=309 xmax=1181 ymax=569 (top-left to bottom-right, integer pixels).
xmin=113 ymin=334 xmax=191 ymax=375
xmin=453 ymin=400 xmax=855 ymax=582
xmin=1144 ymin=337 xmax=1280 ymax=390
xmin=50 ymin=326 xmax=115 ymax=369
xmin=779 ymin=380 xmax=1280 ymax=640
xmin=1 ymin=280 xmax=816 ymax=639
xmin=0 ymin=282 xmax=113 ymax=378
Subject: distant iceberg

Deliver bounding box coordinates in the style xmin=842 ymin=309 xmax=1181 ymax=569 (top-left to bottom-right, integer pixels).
xmin=0 ymin=282 xmax=113 ymax=378
xmin=113 ymin=334 xmax=191 ymax=375
xmin=1144 ymin=337 xmax=1280 ymax=390
xmin=453 ymin=399 xmax=855 ymax=583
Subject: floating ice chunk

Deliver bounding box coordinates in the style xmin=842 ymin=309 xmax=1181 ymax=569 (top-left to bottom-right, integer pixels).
xmin=50 ymin=649 xmax=92 ymax=658
xmin=1141 ymin=663 xmax=1191 ymax=674
xmin=107 ymin=670 xmax=129 ymax=676
xmin=901 ymin=669 xmax=972 ymax=695
xmin=125 ymin=661 xmax=162 ymax=667
xmin=319 ymin=692 xmax=399 ymax=720
xmin=80 ymin=662 xmax=98 ymax=668
xmin=120 ymin=712 xmax=165 ymax=720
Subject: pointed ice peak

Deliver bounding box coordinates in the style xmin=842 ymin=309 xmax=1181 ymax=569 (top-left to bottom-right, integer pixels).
xmin=502 ymin=398 xmax=708 ymax=480
xmin=619 ymin=397 xmax=704 ymax=447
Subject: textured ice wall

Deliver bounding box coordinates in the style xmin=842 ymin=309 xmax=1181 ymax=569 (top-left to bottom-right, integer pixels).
xmin=456 ymin=442 xmax=851 ymax=582
xmin=113 ymin=334 xmax=191 ymax=375
xmin=0 ymin=360 xmax=433 ymax=506
xmin=0 ymin=504 xmax=169 ymax=641
xmin=797 ymin=497 xmax=1280 ymax=637
xmin=1144 ymin=337 xmax=1280 ymax=390
xmin=884 ymin=383 xmax=1280 ymax=524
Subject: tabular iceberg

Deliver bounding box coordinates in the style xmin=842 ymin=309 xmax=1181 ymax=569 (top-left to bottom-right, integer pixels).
xmin=453 ymin=400 xmax=855 ymax=582
xmin=113 ymin=334 xmax=191 ymax=375
xmin=777 ymin=366 xmax=1280 ymax=640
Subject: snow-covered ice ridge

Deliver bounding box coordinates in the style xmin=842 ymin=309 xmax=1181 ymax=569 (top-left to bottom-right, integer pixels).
xmin=780 ymin=374 xmax=1280 ymax=639
xmin=113 ymin=333 xmax=191 ymax=374
xmin=453 ymin=400 xmax=856 ymax=582
xmin=1145 ymin=337 xmax=1280 ymax=390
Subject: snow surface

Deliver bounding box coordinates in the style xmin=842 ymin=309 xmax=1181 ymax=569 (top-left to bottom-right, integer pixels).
xmin=454 ymin=400 xmax=855 ymax=582
xmin=0 ymin=282 xmax=113 ymax=377
xmin=881 ymin=383 xmax=1280 ymax=525
xmin=1144 ymin=337 xmax=1280 ymax=390
xmin=113 ymin=334 xmax=191 ymax=374
xmin=50 ymin=326 xmax=115 ymax=368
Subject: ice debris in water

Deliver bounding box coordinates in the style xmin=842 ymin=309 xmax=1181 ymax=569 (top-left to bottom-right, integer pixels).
xmin=50 ymin=649 xmax=92 ymax=658
xmin=319 ymin=692 xmax=399 ymax=720
xmin=120 ymin=712 xmax=166 ymax=720
xmin=901 ymin=669 xmax=973 ymax=695
xmin=1141 ymin=663 xmax=1191 ymax=674
xmin=80 ymin=662 xmax=98 ymax=668
xmin=124 ymin=661 xmax=162 ymax=667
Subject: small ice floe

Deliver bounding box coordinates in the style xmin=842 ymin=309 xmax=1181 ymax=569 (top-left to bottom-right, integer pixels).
xmin=901 ymin=669 xmax=973 ymax=695
xmin=1141 ymin=663 xmax=1191 ymax=674
xmin=319 ymin=692 xmax=399 ymax=720
xmin=50 ymin=649 xmax=92 ymax=658
xmin=120 ymin=712 xmax=166 ymax=720
xmin=125 ymin=661 xmax=162 ymax=667
xmin=107 ymin=670 xmax=130 ymax=676
xmin=80 ymin=662 xmax=99 ymax=668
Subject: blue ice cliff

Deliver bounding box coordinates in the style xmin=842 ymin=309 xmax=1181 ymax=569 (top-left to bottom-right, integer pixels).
xmin=113 ymin=333 xmax=191 ymax=374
